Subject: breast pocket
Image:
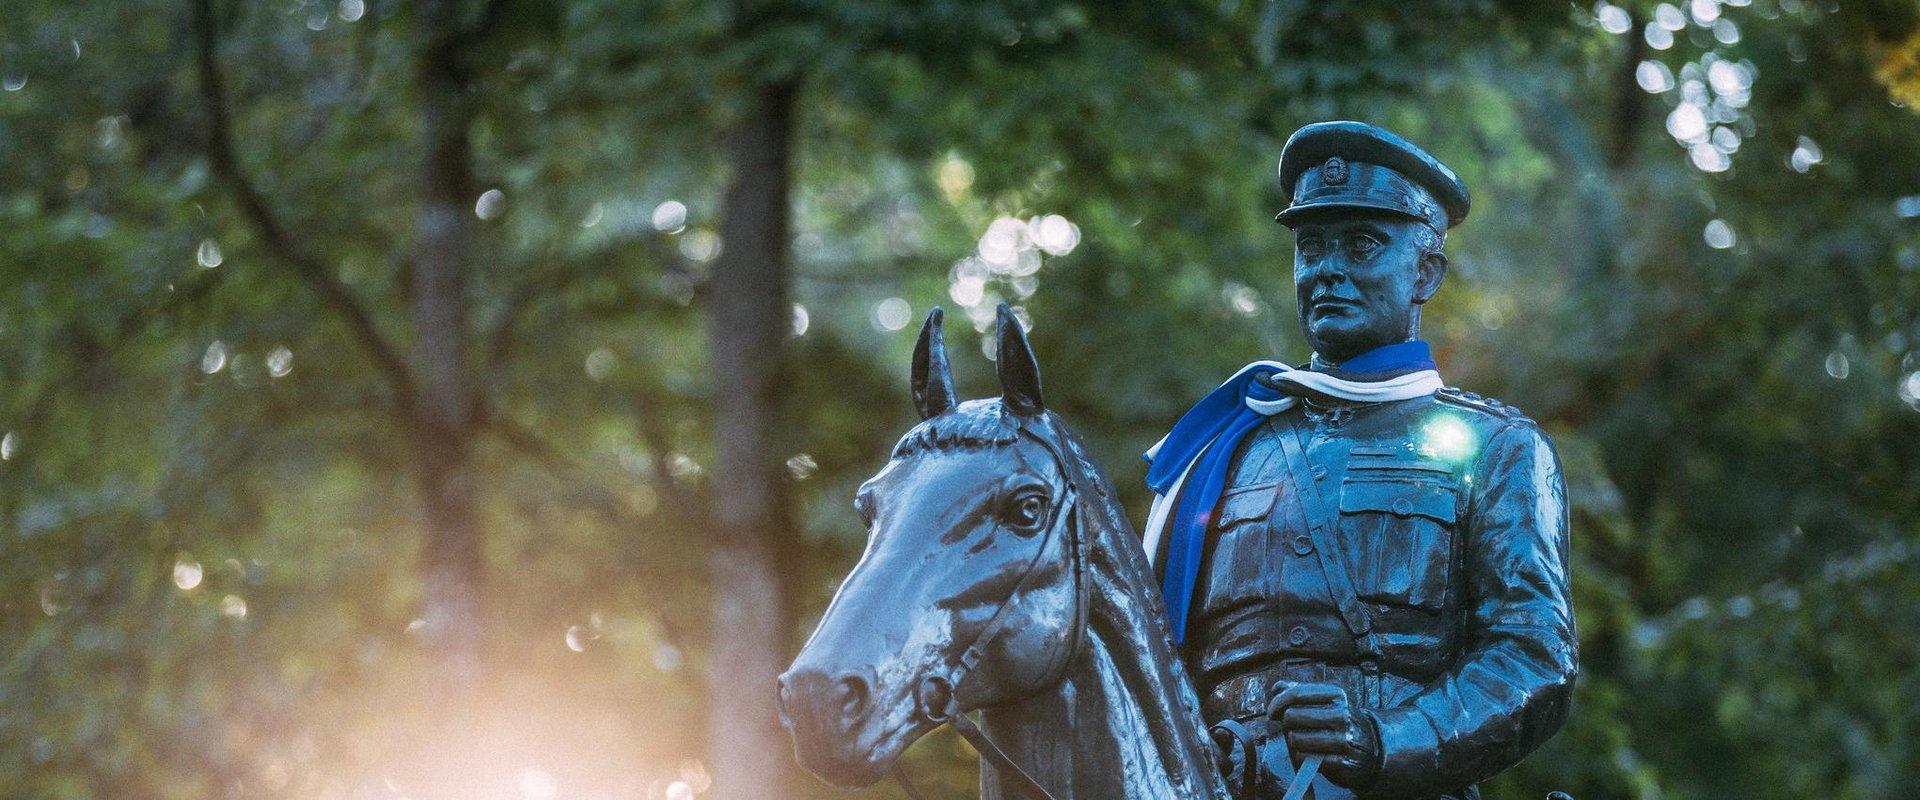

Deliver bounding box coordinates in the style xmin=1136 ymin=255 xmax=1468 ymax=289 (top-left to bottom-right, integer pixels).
xmin=1337 ymin=467 xmax=1459 ymax=612
xmin=1199 ymin=480 xmax=1280 ymax=611
xmin=1214 ymin=480 xmax=1278 ymax=532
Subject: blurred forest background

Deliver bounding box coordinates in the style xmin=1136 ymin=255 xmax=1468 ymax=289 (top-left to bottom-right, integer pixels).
xmin=4 ymin=0 xmax=1920 ymax=798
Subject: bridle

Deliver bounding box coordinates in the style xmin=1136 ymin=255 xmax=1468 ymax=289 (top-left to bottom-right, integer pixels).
xmin=889 ymin=417 xmax=1093 ymax=800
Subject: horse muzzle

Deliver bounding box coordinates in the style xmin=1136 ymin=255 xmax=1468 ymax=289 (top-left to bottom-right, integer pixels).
xmin=778 ymin=664 xmax=907 ymax=788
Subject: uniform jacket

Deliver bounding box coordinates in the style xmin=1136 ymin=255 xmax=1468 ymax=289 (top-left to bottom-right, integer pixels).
xmin=1182 ymin=387 xmax=1577 ymax=799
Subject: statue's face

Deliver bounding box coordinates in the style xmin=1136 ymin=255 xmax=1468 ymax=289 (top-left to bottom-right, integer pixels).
xmin=1290 ymin=210 xmax=1447 ymax=364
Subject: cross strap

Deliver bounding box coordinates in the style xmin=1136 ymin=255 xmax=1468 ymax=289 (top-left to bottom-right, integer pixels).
xmin=1273 ymin=416 xmax=1382 ymax=658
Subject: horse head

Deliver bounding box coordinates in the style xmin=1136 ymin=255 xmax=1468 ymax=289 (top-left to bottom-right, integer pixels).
xmin=779 ymin=305 xmax=1089 ymax=788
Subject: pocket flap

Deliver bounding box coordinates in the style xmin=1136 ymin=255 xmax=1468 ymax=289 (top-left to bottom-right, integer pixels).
xmin=1213 ymin=481 xmax=1278 ymax=529
xmin=1339 ymin=478 xmax=1457 ymax=524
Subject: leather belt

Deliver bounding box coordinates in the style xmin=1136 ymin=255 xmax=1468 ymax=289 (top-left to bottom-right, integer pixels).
xmin=1206 ymin=659 xmax=1334 ymax=720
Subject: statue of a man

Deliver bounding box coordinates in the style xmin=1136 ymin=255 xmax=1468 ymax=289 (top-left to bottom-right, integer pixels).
xmin=1143 ymin=121 xmax=1577 ymax=799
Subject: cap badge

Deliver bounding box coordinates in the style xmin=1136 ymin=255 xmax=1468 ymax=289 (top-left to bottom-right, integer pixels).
xmin=1322 ymin=156 xmax=1349 ymax=185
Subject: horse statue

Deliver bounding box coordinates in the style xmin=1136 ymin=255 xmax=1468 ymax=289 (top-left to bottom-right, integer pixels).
xmin=779 ymin=305 xmax=1232 ymax=799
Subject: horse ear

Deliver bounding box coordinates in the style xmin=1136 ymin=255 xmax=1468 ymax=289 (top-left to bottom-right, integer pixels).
xmin=995 ymin=304 xmax=1044 ymax=416
xmin=912 ymin=308 xmax=958 ymax=420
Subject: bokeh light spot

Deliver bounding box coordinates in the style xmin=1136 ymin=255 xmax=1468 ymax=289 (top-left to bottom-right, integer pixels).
xmin=790 ymin=304 xmax=810 ymax=337
xmin=651 ymin=200 xmax=688 ymax=233
xmin=201 ymin=340 xmax=229 ymax=374
xmin=1703 ymin=219 xmax=1736 ymax=249
xmin=173 ymin=559 xmax=204 ymax=591
xmin=196 ymin=238 xmax=223 ymax=269
xmin=873 ymin=297 xmax=912 ymax=332
xmin=1595 ymin=3 xmax=1632 ymax=34
xmin=475 ymin=188 xmax=505 ymax=220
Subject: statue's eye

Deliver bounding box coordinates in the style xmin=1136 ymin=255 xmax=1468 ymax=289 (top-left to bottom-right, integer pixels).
xmin=1297 ymin=237 xmax=1326 ymax=259
xmin=1348 ymin=233 xmax=1382 ymax=258
xmin=1005 ymin=490 xmax=1050 ymax=534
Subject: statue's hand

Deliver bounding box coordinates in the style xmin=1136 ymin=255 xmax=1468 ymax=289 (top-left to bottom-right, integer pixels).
xmin=1266 ymin=682 xmax=1381 ymax=790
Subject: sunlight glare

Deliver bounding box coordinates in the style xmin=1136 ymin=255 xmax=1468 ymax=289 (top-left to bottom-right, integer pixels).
xmin=1418 ymin=415 xmax=1477 ymax=464
xmin=518 ymin=768 xmax=557 ymax=800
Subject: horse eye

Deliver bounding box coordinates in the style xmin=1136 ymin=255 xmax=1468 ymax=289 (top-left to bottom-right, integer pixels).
xmin=1006 ymin=491 xmax=1049 ymax=534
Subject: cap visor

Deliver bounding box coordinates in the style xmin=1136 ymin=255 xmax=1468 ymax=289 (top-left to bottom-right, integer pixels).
xmin=1274 ymin=198 xmax=1430 ymax=227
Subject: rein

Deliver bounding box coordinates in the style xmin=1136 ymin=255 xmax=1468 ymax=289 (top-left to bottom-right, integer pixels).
xmin=890 ymin=418 xmax=1092 ymax=800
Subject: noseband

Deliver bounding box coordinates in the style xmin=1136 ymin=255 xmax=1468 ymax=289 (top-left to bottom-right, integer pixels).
xmin=891 ymin=417 xmax=1093 ymax=800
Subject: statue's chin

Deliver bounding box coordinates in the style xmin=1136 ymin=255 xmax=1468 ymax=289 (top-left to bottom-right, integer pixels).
xmin=1308 ymin=326 xmax=1396 ymax=365
xmin=797 ymin=752 xmax=888 ymax=790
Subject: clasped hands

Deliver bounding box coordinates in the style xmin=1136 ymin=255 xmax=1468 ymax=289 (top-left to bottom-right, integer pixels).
xmin=1264 ymin=682 xmax=1381 ymax=791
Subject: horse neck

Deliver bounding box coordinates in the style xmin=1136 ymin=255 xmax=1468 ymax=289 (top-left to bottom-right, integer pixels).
xmin=979 ymin=478 xmax=1225 ymax=800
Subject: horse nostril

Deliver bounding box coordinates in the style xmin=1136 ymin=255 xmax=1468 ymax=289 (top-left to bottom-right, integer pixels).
xmin=775 ymin=671 xmax=795 ymax=726
xmin=834 ymin=673 xmax=869 ymax=720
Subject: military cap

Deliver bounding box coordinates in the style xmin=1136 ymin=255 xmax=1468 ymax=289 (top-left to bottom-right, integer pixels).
xmin=1274 ymin=121 xmax=1471 ymax=231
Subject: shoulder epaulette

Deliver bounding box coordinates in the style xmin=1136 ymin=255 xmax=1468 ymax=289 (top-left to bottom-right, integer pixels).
xmin=1434 ymin=386 xmax=1536 ymax=426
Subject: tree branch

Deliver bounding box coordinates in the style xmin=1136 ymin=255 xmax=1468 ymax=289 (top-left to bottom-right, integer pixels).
xmin=192 ymin=0 xmax=416 ymax=407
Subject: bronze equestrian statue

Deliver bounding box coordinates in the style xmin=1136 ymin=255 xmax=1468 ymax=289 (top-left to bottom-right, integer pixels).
xmin=781 ymin=121 xmax=1577 ymax=800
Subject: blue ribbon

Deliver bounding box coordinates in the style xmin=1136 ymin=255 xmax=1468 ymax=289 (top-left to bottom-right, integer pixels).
xmin=1325 ymin=340 xmax=1435 ymax=377
xmin=1144 ymin=340 xmax=1436 ymax=643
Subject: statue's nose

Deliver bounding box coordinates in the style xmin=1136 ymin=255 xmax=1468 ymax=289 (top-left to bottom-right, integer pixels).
xmin=777 ymin=666 xmax=873 ymax=736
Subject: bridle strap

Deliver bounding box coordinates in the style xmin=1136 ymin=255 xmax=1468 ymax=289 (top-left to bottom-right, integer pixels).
xmin=892 ymin=419 xmax=1089 ymax=800
xmin=890 ymin=710 xmax=1061 ymax=800
xmin=890 ymin=762 xmax=931 ymax=800
xmin=952 ymin=709 xmax=1059 ymax=800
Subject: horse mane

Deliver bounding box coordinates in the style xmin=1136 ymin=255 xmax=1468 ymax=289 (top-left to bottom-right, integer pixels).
xmin=891 ymin=400 xmax=1020 ymax=458
xmin=1047 ymin=411 xmax=1228 ymax=798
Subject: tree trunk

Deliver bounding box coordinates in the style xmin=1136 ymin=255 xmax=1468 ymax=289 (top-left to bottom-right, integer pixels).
xmin=411 ymin=0 xmax=484 ymax=684
xmin=704 ymin=79 xmax=802 ymax=800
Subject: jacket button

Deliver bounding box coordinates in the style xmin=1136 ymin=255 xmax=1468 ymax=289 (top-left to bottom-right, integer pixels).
xmin=1288 ymin=626 xmax=1309 ymax=646
xmin=1310 ymin=465 xmax=1328 ymax=480
xmin=1391 ymin=497 xmax=1414 ymax=515
xmin=1291 ymin=535 xmax=1314 ymax=556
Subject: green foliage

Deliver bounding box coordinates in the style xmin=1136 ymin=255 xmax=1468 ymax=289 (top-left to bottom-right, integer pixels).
xmin=2 ymin=0 xmax=1919 ymax=798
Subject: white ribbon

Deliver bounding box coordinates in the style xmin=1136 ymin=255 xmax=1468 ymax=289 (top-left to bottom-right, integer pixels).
xmin=1141 ymin=360 xmax=1443 ymax=567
